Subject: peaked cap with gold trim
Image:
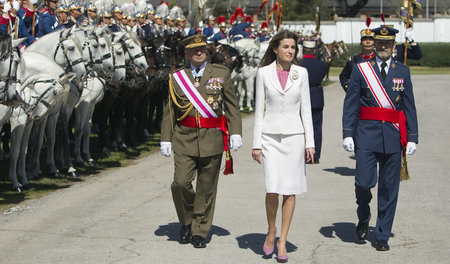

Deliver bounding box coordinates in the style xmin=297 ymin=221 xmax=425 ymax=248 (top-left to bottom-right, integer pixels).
xmin=181 ymin=34 xmax=207 ymax=49
xmin=372 ymin=25 xmax=399 ymax=40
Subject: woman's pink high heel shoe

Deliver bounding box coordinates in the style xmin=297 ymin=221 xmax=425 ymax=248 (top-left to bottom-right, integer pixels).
xmin=263 ymin=228 xmax=277 ymax=256
xmin=276 ymin=242 xmax=288 ymax=263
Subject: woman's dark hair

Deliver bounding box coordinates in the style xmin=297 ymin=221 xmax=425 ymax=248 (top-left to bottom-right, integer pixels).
xmin=260 ymin=30 xmax=299 ymax=67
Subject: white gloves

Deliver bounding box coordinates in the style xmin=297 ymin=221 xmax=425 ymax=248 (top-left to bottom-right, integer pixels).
xmin=12 ymin=0 xmax=21 ymax=11
xmin=405 ymin=142 xmax=416 ymax=155
xmin=342 ymin=137 xmax=354 ymax=152
xmin=405 ymin=28 xmax=413 ymax=42
xmin=160 ymin=141 xmax=172 ymax=157
xmin=229 ymin=134 xmax=242 ymax=151
xmin=3 ymin=2 xmax=12 ymax=13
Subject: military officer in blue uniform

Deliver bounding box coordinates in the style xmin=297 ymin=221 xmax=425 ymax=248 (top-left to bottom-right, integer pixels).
xmin=37 ymin=0 xmax=61 ymax=37
xmin=229 ymin=7 xmax=250 ymax=42
xmin=202 ymin=15 xmax=215 ymax=38
xmin=208 ymin=15 xmax=227 ymax=42
xmin=339 ymin=27 xmax=375 ymax=92
xmin=300 ymin=39 xmax=327 ymax=163
xmin=342 ymin=26 xmax=418 ymax=251
xmin=103 ymin=11 xmax=120 ymax=32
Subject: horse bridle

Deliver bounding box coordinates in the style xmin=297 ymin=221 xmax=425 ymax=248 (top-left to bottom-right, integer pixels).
xmin=54 ymin=31 xmax=85 ymax=74
xmin=24 ymin=73 xmax=66 ymax=113
xmin=0 ymin=47 xmax=20 ymax=103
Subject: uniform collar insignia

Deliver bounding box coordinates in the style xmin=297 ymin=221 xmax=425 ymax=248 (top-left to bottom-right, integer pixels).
xmin=371 ymin=61 xmax=376 ymax=66
xmin=391 ymin=63 xmax=396 ymax=69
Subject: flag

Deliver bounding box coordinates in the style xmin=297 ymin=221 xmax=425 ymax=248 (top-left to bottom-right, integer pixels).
xmin=400 ymin=0 xmax=422 ymax=28
xmin=267 ymin=1 xmax=278 ymax=23
xmin=256 ymin=0 xmax=268 ymax=15
xmin=277 ymin=3 xmax=283 ymax=28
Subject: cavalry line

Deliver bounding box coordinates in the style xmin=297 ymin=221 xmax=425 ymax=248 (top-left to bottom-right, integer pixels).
xmin=0 ymin=75 xmax=449 ymax=263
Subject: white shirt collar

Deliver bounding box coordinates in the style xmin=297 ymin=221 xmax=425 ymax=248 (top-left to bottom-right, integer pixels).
xmin=190 ymin=61 xmax=207 ymax=77
xmin=376 ymin=56 xmax=392 ymax=74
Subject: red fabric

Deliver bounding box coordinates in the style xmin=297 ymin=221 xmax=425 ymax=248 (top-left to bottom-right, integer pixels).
xmin=23 ymin=8 xmax=35 ymax=17
xmin=0 ymin=16 xmax=9 ymax=25
xmin=181 ymin=115 xmax=230 ymax=152
xmin=361 ymin=52 xmax=375 ymax=60
xmin=181 ymin=115 xmax=233 ymax=174
xmin=303 ymin=54 xmax=315 ymax=59
xmin=359 ymin=107 xmax=407 ymax=148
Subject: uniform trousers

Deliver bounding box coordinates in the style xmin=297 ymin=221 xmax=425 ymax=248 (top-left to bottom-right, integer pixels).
xmin=355 ymin=148 xmax=401 ymax=241
xmin=312 ymin=107 xmax=323 ymax=160
xmin=171 ymin=152 xmax=223 ymax=238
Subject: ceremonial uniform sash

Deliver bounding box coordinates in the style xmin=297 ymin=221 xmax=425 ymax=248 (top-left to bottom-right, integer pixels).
xmin=357 ymin=61 xmax=407 ymax=147
xmin=172 ymin=69 xmax=218 ymax=118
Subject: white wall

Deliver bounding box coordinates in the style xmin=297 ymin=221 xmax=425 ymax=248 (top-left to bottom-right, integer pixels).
xmin=281 ymin=17 xmax=450 ymax=43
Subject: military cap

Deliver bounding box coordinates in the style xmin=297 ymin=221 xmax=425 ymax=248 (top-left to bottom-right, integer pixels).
xmin=303 ymin=40 xmax=316 ymax=49
xmin=111 ymin=5 xmax=123 ymax=14
xmin=103 ymin=10 xmax=113 ymax=18
xmin=372 ymin=25 xmax=398 ymax=40
xmin=87 ymin=3 xmax=97 ymax=12
xmin=360 ymin=28 xmax=374 ymax=39
xmin=57 ymin=4 xmax=69 ymax=12
xmin=182 ymin=34 xmax=207 ymax=49
xmin=68 ymin=2 xmax=82 ymax=11
xmin=135 ymin=11 xmax=144 ymax=18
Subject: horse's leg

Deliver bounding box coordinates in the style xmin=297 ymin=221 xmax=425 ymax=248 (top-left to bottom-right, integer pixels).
xmin=245 ymin=75 xmax=255 ymax=112
xmin=17 ymin=118 xmax=33 ymax=188
xmin=45 ymin=112 xmax=60 ymax=177
xmin=73 ymin=100 xmax=89 ymax=167
xmin=8 ymin=109 xmax=26 ymax=190
xmin=238 ymin=80 xmax=245 ymax=111
xmin=27 ymin=116 xmax=48 ymax=180
xmin=82 ymin=104 xmax=96 ymax=166
xmin=110 ymin=84 xmax=126 ymax=150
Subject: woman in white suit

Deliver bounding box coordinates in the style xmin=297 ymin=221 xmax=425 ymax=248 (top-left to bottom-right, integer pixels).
xmin=252 ymin=30 xmax=315 ymax=263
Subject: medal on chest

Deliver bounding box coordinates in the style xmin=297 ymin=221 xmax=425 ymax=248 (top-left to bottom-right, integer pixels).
xmin=194 ymin=77 xmax=200 ymax=88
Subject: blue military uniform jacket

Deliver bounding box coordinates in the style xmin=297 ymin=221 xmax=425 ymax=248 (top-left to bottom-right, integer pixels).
xmin=343 ymin=58 xmax=419 ymax=154
xmin=37 ymin=8 xmax=61 ymax=37
xmin=339 ymin=53 xmax=374 ymax=91
xmin=229 ymin=21 xmax=250 ymax=41
xmin=300 ymin=56 xmax=327 ymax=108
xmin=209 ymin=31 xmax=226 ymax=42
xmin=394 ymin=43 xmax=423 ymax=64
xmin=202 ymin=25 xmax=214 ymax=37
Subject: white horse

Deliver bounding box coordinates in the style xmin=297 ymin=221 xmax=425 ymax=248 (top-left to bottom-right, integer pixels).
xmin=9 ymin=68 xmax=73 ymax=191
xmin=27 ymin=28 xmax=87 ymax=177
xmin=231 ymin=38 xmax=260 ymax=112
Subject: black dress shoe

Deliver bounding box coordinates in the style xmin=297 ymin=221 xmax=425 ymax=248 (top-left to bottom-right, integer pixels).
xmin=179 ymin=225 xmax=191 ymax=244
xmin=375 ymin=240 xmax=390 ymax=251
xmin=356 ymin=221 xmax=369 ymax=241
xmin=191 ymin=235 xmax=207 ymax=248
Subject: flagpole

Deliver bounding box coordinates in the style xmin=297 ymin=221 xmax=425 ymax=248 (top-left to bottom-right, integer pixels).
xmin=404 ymin=0 xmax=412 ymax=65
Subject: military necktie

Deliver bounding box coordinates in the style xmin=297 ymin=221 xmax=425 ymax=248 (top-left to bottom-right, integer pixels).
xmin=381 ymin=62 xmax=387 ymax=81
xmin=193 ymin=68 xmax=201 ymax=88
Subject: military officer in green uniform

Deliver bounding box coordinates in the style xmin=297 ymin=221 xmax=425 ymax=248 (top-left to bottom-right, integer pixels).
xmin=160 ymin=34 xmax=242 ymax=248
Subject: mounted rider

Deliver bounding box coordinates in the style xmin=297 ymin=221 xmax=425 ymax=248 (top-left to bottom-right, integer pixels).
xmin=86 ymin=3 xmax=100 ymax=26
xmin=36 ymin=0 xmax=61 ymax=37
xmin=57 ymin=4 xmax=73 ymax=28
xmin=202 ymin=15 xmax=215 ymax=38
xmin=208 ymin=15 xmax=227 ymax=42
xmin=229 ymin=6 xmax=251 ymax=42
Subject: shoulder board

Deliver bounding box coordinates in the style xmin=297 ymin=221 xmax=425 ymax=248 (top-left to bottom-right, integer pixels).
xmin=348 ymin=56 xmax=353 ymax=61
xmin=211 ymin=64 xmax=229 ymax=70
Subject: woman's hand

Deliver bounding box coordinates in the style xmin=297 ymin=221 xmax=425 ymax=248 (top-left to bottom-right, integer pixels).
xmin=305 ymin=148 xmax=315 ymax=164
xmin=252 ymin=149 xmax=262 ymax=164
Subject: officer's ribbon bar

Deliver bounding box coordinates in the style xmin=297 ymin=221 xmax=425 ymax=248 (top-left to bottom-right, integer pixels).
xmin=172 ymin=69 xmax=218 ymax=118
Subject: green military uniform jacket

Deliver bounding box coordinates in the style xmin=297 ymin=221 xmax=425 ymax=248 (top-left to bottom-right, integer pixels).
xmin=161 ymin=62 xmax=242 ymax=157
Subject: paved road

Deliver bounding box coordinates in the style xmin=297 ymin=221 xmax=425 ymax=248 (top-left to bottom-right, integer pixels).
xmin=1 ymin=75 xmax=449 ymax=264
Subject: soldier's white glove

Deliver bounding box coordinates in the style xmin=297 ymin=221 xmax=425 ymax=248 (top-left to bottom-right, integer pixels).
xmin=12 ymin=0 xmax=21 ymax=11
xmin=3 ymin=2 xmax=12 ymax=13
xmin=160 ymin=141 xmax=172 ymax=157
xmin=405 ymin=28 xmax=413 ymax=42
xmin=405 ymin=142 xmax=416 ymax=155
xmin=229 ymin=134 xmax=242 ymax=151
xmin=342 ymin=137 xmax=354 ymax=152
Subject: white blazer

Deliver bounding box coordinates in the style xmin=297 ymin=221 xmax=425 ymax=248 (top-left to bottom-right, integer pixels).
xmin=252 ymin=61 xmax=315 ymax=149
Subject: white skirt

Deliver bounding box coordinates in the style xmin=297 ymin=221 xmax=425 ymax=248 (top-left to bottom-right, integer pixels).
xmin=262 ymin=133 xmax=307 ymax=195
